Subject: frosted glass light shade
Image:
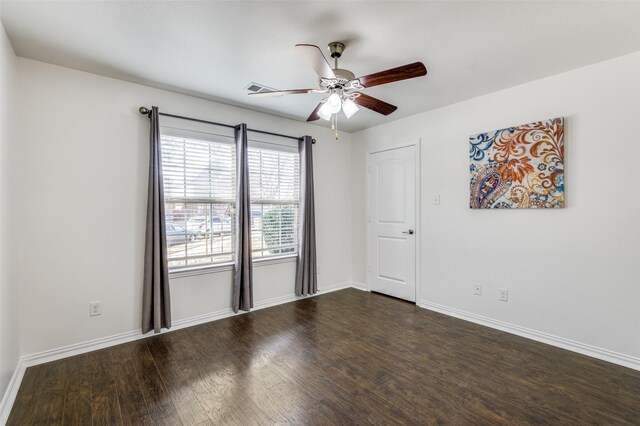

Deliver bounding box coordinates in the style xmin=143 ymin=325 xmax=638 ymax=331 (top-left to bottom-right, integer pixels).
xmin=327 ymin=93 xmax=342 ymax=113
xmin=342 ymin=99 xmax=359 ymax=118
xmin=318 ymin=102 xmax=333 ymax=120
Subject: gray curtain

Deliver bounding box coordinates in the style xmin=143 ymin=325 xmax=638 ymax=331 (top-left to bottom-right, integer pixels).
xmin=142 ymin=106 xmax=171 ymax=334
xmin=233 ymin=123 xmax=253 ymax=313
xmin=295 ymin=136 xmax=317 ymax=296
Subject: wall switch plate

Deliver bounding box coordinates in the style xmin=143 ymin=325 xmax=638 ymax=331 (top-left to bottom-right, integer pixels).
xmin=89 ymin=301 xmax=102 ymax=316
xmin=499 ymin=288 xmax=509 ymax=302
xmin=473 ymin=284 xmax=482 ymax=296
xmin=433 ymin=193 xmax=441 ymax=205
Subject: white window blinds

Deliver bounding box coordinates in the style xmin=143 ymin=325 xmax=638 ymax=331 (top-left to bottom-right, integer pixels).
xmin=161 ymin=129 xmax=236 ymax=269
xmin=162 ymin=129 xmax=235 ymax=202
xmin=248 ymin=143 xmax=300 ymax=258
xmin=159 ymin=128 xmax=301 ymax=271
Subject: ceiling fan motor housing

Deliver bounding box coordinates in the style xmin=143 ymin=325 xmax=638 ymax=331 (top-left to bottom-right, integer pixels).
xmin=334 ymin=68 xmax=355 ymax=81
xmin=320 ymin=69 xmax=357 ymax=90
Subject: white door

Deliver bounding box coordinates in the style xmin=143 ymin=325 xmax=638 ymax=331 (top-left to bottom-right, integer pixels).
xmin=368 ymin=145 xmax=417 ymax=302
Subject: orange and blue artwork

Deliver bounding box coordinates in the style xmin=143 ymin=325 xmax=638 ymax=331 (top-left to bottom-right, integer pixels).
xmin=469 ymin=117 xmax=565 ymax=209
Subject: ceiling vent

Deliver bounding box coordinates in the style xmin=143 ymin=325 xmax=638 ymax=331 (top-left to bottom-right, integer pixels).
xmin=245 ymin=82 xmax=277 ymax=93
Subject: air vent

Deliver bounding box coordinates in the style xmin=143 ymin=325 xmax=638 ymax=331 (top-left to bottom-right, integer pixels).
xmin=245 ymin=82 xmax=277 ymax=93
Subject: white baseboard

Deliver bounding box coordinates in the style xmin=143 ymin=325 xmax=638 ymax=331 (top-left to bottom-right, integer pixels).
xmin=21 ymin=281 xmax=353 ymax=368
xmin=318 ymin=281 xmax=352 ymax=293
xmin=0 ymin=361 xmax=26 ymax=426
xmin=350 ymin=281 xmax=368 ymax=291
xmin=0 ymin=281 xmax=354 ymax=423
xmin=417 ymin=299 xmax=640 ymax=372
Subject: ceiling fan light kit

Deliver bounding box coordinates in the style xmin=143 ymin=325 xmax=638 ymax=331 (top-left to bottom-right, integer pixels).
xmin=342 ymin=98 xmax=359 ymax=119
xmin=326 ymin=92 xmax=342 ymax=113
xmin=317 ymin=102 xmax=333 ymax=121
xmin=249 ymin=41 xmax=427 ymax=140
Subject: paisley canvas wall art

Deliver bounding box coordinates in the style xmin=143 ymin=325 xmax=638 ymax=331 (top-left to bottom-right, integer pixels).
xmin=469 ymin=117 xmax=565 ymax=209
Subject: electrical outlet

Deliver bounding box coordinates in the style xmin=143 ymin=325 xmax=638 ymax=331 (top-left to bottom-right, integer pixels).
xmin=473 ymin=284 xmax=482 ymax=296
xmin=499 ymin=288 xmax=509 ymax=302
xmin=433 ymin=193 xmax=441 ymax=205
xmin=89 ymin=301 xmax=102 ymax=316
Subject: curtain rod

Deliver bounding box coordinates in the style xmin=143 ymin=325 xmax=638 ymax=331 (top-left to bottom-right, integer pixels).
xmin=138 ymin=107 xmax=315 ymax=144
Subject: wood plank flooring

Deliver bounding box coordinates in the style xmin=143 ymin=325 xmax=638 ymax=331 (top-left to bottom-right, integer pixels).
xmin=8 ymin=289 xmax=640 ymax=425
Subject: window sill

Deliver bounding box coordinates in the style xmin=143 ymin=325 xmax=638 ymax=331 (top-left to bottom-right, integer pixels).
xmin=170 ymin=254 xmax=297 ymax=279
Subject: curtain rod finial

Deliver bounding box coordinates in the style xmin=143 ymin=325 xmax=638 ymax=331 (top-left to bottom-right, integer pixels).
xmin=139 ymin=106 xmax=150 ymax=115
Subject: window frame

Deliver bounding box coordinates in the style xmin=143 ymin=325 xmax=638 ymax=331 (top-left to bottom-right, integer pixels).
xmin=159 ymin=125 xmax=301 ymax=277
xmin=247 ymin=139 xmax=300 ymax=259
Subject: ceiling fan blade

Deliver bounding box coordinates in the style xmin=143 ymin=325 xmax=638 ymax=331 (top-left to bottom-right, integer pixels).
xmin=353 ymin=93 xmax=398 ymax=116
xmin=357 ymin=62 xmax=427 ymax=88
xmin=249 ymin=89 xmax=317 ymax=97
xmin=295 ymin=44 xmax=336 ymax=79
xmin=306 ymin=102 xmax=323 ymax=121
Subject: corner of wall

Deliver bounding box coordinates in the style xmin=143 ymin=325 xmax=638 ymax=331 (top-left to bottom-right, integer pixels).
xmin=0 ymin=16 xmax=21 ymax=409
xmin=348 ymin=132 xmax=367 ymax=286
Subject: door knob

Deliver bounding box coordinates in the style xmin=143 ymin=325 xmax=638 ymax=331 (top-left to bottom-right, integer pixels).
xmin=402 ymin=229 xmax=415 ymax=235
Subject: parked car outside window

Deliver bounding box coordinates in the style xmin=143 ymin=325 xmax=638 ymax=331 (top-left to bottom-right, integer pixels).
xmin=166 ymin=223 xmax=197 ymax=245
xmin=210 ymin=216 xmax=232 ymax=235
xmin=186 ymin=216 xmax=208 ymax=237
xmin=186 ymin=215 xmax=231 ymax=237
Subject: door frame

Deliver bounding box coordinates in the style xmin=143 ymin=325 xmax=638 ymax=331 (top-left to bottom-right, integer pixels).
xmin=365 ymin=139 xmax=422 ymax=303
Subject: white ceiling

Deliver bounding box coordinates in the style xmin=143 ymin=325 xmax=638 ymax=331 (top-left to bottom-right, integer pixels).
xmin=2 ymin=1 xmax=640 ymax=132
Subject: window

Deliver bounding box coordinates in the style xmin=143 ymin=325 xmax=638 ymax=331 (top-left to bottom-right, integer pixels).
xmin=160 ymin=127 xmax=299 ymax=271
xmin=161 ymin=128 xmax=236 ymax=270
xmin=248 ymin=143 xmax=300 ymax=257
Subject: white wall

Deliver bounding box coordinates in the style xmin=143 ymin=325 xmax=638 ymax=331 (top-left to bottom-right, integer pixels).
xmin=352 ymin=51 xmax=640 ymax=359
xmin=0 ymin=17 xmax=20 ymax=397
xmin=14 ymin=58 xmax=352 ymax=356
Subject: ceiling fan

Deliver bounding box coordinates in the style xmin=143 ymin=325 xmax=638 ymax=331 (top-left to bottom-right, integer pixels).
xmin=248 ymin=42 xmax=427 ymax=138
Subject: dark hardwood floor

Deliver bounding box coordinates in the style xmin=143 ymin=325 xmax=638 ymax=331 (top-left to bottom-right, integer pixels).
xmin=8 ymin=289 xmax=640 ymax=425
